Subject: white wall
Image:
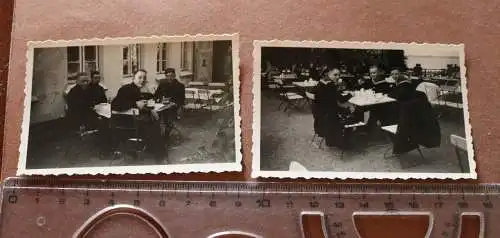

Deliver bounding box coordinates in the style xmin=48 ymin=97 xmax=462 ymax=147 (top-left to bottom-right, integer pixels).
xmin=30 ymin=48 xmax=68 ymax=124
xmin=31 ymin=42 xmax=199 ymax=123
xmin=100 ymin=45 xmax=123 ymax=100
xmin=405 ymin=49 xmax=460 ymax=69
xmin=100 ymin=43 xmax=191 ymax=98
xmin=142 ymin=43 xmax=160 ymax=93
xmin=144 ymin=42 xmax=190 ymax=89
xmin=167 ymin=43 xmax=183 ymax=80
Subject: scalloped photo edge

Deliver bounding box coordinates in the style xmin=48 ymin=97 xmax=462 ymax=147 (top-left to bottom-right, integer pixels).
xmin=17 ymin=33 xmax=242 ymax=176
xmin=251 ymin=39 xmax=476 ymax=180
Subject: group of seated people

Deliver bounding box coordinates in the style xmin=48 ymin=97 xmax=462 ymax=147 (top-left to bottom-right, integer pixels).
xmin=311 ymin=65 xmax=441 ymax=155
xmin=264 ymin=60 xmax=358 ymax=82
xmin=65 ymin=71 xmax=108 ymax=131
xmin=65 ymin=68 xmax=186 ymax=163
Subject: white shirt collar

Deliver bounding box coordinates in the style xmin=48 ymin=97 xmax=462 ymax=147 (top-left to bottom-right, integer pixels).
xmin=372 ymin=78 xmax=387 ymax=85
xmin=398 ymin=79 xmax=411 ymax=85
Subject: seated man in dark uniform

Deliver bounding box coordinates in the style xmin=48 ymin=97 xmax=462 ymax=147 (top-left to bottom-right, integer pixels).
xmin=66 ymin=72 xmax=111 ymax=156
xmin=379 ymin=69 xmax=420 ymax=126
xmin=388 ymin=69 xmax=418 ymax=102
xmin=356 ymin=66 xmax=396 ymax=127
xmin=154 ymin=68 xmax=186 ymax=119
xmin=314 ymin=69 xmax=356 ymax=150
xmin=358 ymin=65 xmax=395 ymax=93
xmin=89 ymin=71 xmax=108 ymax=105
xmin=111 ymin=69 xmax=167 ymax=163
xmin=66 ymin=72 xmax=103 ymax=131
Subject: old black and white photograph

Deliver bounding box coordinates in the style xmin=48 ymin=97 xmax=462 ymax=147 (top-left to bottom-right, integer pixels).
xmin=252 ymin=40 xmax=475 ymax=179
xmin=19 ymin=34 xmax=241 ymax=175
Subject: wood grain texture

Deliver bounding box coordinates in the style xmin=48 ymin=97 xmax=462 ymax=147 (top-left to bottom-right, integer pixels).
xmin=0 ymin=0 xmax=14 ymax=177
xmin=2 ymin=0 xmax=500 ymax=184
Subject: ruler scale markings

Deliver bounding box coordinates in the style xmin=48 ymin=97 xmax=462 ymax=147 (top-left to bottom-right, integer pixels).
xmin=1 ymin=179 xmax=500 ymax=237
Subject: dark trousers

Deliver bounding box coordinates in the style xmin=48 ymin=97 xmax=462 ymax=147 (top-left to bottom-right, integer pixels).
xmin=66 ymin=109 xmax=113 ymax=155
xmin=317 ymin=114 xmax=346 ymax=149
xmin=364 ymin=103 xmax=398 ymax=129
xmin=66 ymin=108 xmax=100 ymax=130
xmin=160 ymin=106 xmax=179 ymax=138
xmin=110 ymin=113 xmax=166 ymax=161
xmin=137 ymin=118 xmax=166 ymax=161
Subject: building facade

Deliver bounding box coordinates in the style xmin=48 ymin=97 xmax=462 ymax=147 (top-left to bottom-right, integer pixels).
xmin=30 ymin=40 xmax=232 ymax=124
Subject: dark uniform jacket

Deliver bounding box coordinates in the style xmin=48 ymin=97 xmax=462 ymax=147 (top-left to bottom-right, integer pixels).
xmin=66 ymin=84 xmax=106 ymax=129
xmin=111 ymin=83 xmax=153 ymax=112
xmin=388 ymin=80 xmax=417 ymax=102
xmin=393 ymin=91 xmax=441 ymax=154
xmin=360 ymin=75 xmax=394 ymax=94
xmin=313 ymin=80 xmax=352 ymax=148
xmin=153 ymin=80 xmax=186 ymax=106
xmin=88 ymin=83 xmax=107 ymax=105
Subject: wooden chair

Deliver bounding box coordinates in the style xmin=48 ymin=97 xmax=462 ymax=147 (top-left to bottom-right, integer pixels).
xmin=338 ymin=111 xmax=370 ymax=159
xmin=307 ymin=92 xmax=325 ymax=149
xmin=264 ymin=78 xmax=280 ymax=98
xmin=381 ymin=124 xmax=425 ymax=160
xmin=197 ymin=89 xmax=211 ymax=110
xmin=307 ymin=96 xmax=322 ymax=150
xmin=61 ymin=123 xmax=100 ymax=165
xmin=62 ymin=95 xmax=102 ymax=164
xmin=304 ymin=91 xmax=315 ymax=107
xmin=276 ymin=79 xmax=304 ymax=114
xmin=109 ymin=110 xmax=145 ymax=162
xmin=450 ymin=134 xmax=468 ymax=173
xmin=184 ymin=90 xmax=199 ymax=110
xmin=419 ymin=82 xmax=463 ymax=116
xmin=161 ymin=106 xmax=182 ymax=140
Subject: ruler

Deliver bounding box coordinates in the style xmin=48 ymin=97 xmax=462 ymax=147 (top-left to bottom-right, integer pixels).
xmin=0 ymin=177 xmax=497 ymax=238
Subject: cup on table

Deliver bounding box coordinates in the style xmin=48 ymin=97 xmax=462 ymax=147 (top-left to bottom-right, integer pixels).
xmin=147 ymin=99 xmax=155 ymax=107
xmin=136 ymin=100 xmax=146 ymax=107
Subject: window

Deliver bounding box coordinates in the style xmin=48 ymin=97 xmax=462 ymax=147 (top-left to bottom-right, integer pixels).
xmin=156 ymin=43 xmax=168 ymax=73
xmin=180 ymin=42 xmax=193 ymax=71
xmin=67 ymin=46 xmax=99 ymax=81
xmin=122 ymin=44 xmax=142 ymax=76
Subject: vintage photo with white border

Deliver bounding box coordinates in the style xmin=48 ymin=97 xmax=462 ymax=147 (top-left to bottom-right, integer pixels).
xmin=252 ymin=40 xmax=476 ymax=179
xmin=18 ymin=33 xmax=241 ymax=175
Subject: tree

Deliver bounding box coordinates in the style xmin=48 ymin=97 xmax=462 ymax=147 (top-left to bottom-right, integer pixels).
xmin=381 ymin=50 xmax=408 ymax=72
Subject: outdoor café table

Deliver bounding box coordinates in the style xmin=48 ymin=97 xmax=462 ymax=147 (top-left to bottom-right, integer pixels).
xmin=273 ymin=74 xmax=298 ymax=83
xmin=93 ymin=102 xmax=175 ymax=119
xmin=345 ymin=91 xmax=396 ymax=107
xmin=292 ymin=80 xmax=318 ymax=88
